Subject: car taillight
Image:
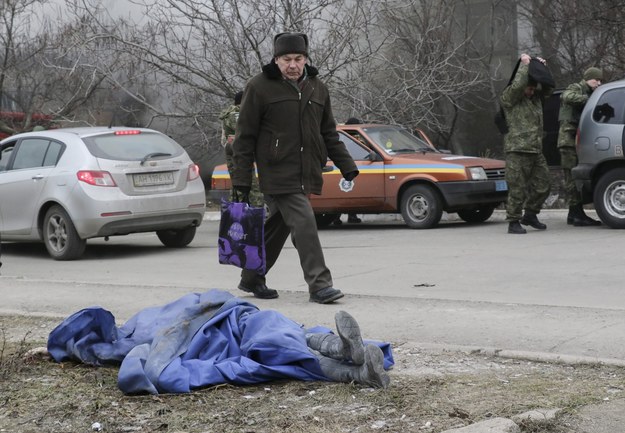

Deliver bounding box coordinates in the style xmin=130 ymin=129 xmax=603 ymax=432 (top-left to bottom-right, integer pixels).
xmin=77 ymin=170 xmax=117 ymax=186
xmin=188 ymin=164 xmax=200 ymax=181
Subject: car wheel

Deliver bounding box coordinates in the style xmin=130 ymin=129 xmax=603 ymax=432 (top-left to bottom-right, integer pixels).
xmin=315 ymin=213 xmax=340 ymax=229
xmin=43 ymin=205 xmax=86 ymax=260
xmin=400 ymin=184 xmax=443 ymax=229
xmin=457 ymin=206 xmax=495 ymax=224
xmin=593 ymin=168 xmax=625 ymax=228
xmin=157 ymin=226 xmax=197 ymax=247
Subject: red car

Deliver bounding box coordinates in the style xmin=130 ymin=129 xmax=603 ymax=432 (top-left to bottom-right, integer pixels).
xmin=211 ymin=124 xmax=507 ymax=229
xmin=0 ymin=110 xmax=55 ymax=139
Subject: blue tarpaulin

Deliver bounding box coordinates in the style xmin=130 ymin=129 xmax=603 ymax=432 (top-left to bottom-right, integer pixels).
xmin=47 ymin=289 xmax=393 ymax=394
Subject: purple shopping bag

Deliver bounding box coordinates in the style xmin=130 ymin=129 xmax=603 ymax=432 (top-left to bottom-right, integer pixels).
xmin=218 ymin=198 xmax=266 ymax=275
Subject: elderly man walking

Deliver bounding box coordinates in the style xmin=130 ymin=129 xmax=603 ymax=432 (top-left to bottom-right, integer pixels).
xmin=231 ymin=32 xmax=359 ymax=303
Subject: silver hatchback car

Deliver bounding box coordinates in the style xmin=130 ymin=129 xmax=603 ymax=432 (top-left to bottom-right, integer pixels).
xmin=0 ymin=127 xmax=206 ymax=259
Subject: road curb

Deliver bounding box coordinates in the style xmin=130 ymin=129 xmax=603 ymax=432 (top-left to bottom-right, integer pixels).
xmin=414 ymin=341 xmax=625 ymax=368
xmin=203 ymin=209 xmax=582 ymax=222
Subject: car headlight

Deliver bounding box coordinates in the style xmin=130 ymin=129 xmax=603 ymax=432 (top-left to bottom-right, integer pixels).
xmin=468 ymin=167 xmax=487 ymax=180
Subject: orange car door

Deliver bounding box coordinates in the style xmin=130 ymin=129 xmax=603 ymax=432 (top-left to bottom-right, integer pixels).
xmin=311 ymin=132 xmax=385 ymax=211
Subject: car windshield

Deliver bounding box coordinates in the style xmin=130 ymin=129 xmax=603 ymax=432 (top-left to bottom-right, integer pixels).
xmin=82 ymin=131 xmax=184 ymax=161
xmin=363 ymin=126 xmax=435 ymax=154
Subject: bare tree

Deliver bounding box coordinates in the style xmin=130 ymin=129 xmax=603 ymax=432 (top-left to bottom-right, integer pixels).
xmin=0 ymin=0 xmax=128 ymax=136
xmin=61 ymin=0 xmax=383 ymax=164
xmin=0 ymin=0 xmax=47 ymax=135
xmin=345 ymin=0 xmax=492 ymax=154
xmin=518 ymin=0 xmax=625 ymax=83
xmin=56 ymin=0 xmax=503 ymax=158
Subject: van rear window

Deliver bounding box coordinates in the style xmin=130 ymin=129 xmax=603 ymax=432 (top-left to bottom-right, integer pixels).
xmin=592 ymin=89 xmax=625 ymax=125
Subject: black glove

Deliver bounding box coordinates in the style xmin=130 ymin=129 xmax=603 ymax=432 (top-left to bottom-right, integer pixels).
xmin=234 ymin=186 xmax=250 ymax=203
xmin=343 ymin=170 xmax=359 ymax=182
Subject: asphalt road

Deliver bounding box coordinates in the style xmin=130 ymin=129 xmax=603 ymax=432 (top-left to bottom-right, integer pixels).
xmin=2 ymin=209 xmax=625 ymax=364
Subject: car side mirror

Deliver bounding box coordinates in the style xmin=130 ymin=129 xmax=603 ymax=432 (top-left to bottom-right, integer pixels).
xmin=364 ymin=151 xmax=382 ymax=162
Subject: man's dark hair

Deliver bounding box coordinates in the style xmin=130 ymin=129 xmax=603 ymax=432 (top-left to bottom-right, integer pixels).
xmin=234 ymin=91 xmax=244 ymax=105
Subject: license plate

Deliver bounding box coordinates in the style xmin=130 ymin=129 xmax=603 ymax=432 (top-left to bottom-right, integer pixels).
xmin=133 ymin=171 xmax=174 ymax=187
xmin=495 ymin=180 xmax=508 ymax=191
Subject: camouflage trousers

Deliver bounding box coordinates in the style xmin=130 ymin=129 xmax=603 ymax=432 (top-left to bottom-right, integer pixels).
xmin=505 ymin=151 xmax=551 ymax=221
xmin=559 ymin=146 xmax=582 ymax=207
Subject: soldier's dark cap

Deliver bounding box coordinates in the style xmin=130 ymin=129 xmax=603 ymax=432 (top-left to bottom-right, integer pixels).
xmin=234 ymin=91 xmax=243 ymax=105
xmin=583 ymin=67 xmax=603 ymax=81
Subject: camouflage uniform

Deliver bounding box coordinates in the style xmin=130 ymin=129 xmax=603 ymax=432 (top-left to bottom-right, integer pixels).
xmin=500 ymin=63 xmax=551 ymax=221
xmin=558 ymin=79 xmax=593 ymax=207
xmin=219 ymin=104 xmax=263 ymax=207
xmin=219 ymin=104 xmax=239 ymax=176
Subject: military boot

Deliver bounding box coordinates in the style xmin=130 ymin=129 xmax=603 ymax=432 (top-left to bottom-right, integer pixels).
xmin=316 ymin=344 xmax=390 ymax=389
xmin=508 ymin=220 xmax=526 ymax=234
xmin=566 ymin=206 xmax=577 ymax=225
xmin=520 ymin=211 xmax=547 ymax=230
xmin=306 ymin=311 xmax=365 ymax=364
xmin=569 ymin=204 xmax=601 ymax=226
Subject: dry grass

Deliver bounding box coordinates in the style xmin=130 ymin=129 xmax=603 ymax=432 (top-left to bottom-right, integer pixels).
xmin=2 ymin=316 xmax=625 ymax=433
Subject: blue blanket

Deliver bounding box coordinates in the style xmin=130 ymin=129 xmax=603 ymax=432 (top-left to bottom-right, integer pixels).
xmin=47 ymin=289 xmax=393 ymax=394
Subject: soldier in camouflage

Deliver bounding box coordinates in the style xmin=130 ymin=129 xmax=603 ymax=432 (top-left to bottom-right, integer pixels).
xmin=500 ymin=53 xmax=552 ymax=234
xmin=558 ymin=67 xmax=603 ymax=226
xmin=219 ymin=91 xmax=263 ymax=207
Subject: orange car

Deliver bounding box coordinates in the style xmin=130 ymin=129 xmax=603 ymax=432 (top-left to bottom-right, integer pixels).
xmin=210 ymin=124 xmax=507 ymax=229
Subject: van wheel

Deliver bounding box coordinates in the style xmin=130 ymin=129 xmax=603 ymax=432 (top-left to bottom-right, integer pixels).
xmin=400 ymin=184 xmax=442 ymax=229
xmin=457 ymin=206 xmax=495 ymax=223
xmin=157 ymin=227 xmax=197 ymax=247
xmin=43 ymin=205 xmax=86 ymax=260
xmin=594 ymin=168 xmax=625 ymax=228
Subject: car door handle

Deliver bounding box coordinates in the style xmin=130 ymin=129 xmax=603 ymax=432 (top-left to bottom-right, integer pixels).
xmin=32 ymin=175 xmax=44 ymax=180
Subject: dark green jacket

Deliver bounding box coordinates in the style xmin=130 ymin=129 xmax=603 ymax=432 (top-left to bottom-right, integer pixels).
xmin=500 ymin=64 xmax=552 ymax=153
xmin=232 ymin=60 xmax=357 ymax=195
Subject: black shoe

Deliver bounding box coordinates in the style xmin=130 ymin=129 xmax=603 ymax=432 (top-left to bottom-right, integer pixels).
xmin=508 ymin=221 xmax=527 ymax=234
xmin=333 ymin=217 xmax=343 ymax=225
xmin=574 ymin=213 xmax=602 ymax=227
xmin=238 ymin=281 xmax=279 ymax=299
xmin=347 ymin=215 xmax=362 ymax=223
xmin=520 ymin=212 xmax=546 ymax=230
xmin=310 ymin=287 xmax=344 ymax=304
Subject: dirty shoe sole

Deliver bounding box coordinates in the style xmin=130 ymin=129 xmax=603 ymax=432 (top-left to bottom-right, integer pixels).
xmin=335 ymin=311 xmax=365 ymax=365
xmin=362 ymin=344 xmax=390 ymax=389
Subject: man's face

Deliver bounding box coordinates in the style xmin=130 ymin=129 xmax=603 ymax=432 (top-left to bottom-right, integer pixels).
xmin=275 ymin=54 xmax=307 ymax=81
xmin=587 ymin=78 xmax=602 ymax=90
